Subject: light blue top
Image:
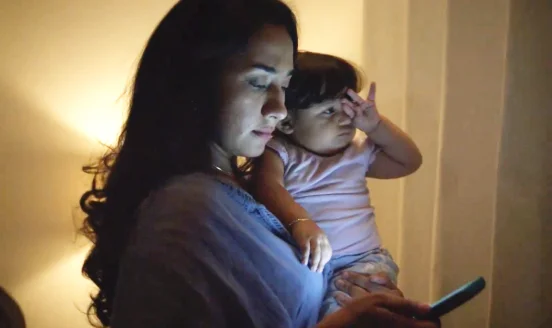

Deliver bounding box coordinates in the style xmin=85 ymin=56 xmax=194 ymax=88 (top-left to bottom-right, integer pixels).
xmin=110 ymin=173 xmax=327 ymax=328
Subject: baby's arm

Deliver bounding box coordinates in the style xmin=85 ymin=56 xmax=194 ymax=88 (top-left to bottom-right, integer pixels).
xmin=365 ymin=116 xmax=423 ymax=179
xmin=343 ymin=86 xmax=422 ymax=179
xmin=252 ymin=150 xmax=309 ymax=229
xmin=252 ymin=150 xmax=332 ymax=272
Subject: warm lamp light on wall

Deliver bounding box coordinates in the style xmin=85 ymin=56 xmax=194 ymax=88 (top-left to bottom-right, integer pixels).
xmin=28 ymin=70 xmax=131 ymax=151
xmin=63 ymin=95 xmax=127 ymax=149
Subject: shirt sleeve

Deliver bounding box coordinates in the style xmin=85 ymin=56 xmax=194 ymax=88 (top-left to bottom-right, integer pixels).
xmin=110 ymin=182 xmax=274 ymax=328
xmin=354 ymin=133 xmax=381 ymax=172
xmin=365 ymin=138 xmax=380 ymax=168
xmin=266 ymin=138 xmax=289 ymax=167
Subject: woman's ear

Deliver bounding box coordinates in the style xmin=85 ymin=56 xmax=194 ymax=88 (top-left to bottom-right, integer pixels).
xmin=277 ymin=115 xmax=295 ymax=135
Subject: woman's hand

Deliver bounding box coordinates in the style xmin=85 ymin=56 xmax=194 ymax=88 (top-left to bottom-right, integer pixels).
xmin=317 ymin=272 xmax=440 ymax=328
xmin=317 ymin=292 xmax=439 ymax=328
xmin=290 ymin=220 xmax=332 ymax=273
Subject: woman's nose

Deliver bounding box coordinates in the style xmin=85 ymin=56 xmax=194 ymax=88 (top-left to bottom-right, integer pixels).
xmin=262 ymin=86 xmax=288 ymax=121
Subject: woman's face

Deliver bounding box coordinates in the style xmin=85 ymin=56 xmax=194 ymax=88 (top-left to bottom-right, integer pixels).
xmin=217 ymin=24 xmax=294 ymax=158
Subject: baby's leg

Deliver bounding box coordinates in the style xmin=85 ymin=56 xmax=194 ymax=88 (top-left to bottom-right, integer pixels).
xmin=319 ymin=249 xmax=399 ymax=319
xmin=347 ymin=248 xmax=399 ymax=285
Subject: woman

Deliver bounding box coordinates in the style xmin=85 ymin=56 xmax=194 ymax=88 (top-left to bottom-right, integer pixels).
xmin=80 ymin=0 xmax=438 ymax=327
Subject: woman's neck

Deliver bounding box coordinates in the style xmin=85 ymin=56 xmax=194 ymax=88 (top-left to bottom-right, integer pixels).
xmin=209 ymin=142 xmax=242 ymax=187
xmin=210 ymin=143 xmax=233 ymax=173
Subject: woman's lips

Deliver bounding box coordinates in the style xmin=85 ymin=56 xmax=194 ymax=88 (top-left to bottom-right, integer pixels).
xmin=252 ymin=129 xmax=274 ymax=140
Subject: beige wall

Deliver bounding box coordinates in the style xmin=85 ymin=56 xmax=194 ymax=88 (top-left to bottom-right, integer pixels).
xmin=361 ymin=1 xmax=551 ymax=327
xmin=434 ymin=1 xmax=510 ymax=326
xmin=0 ymin=1 xmax=176 ymax=327
xmin=285 ymin=0 xmax=364 ymax=67
xmin=490 ymin=0 xmax=552 ymax=327
xmin=361 ymin=0 xmax=408 ymax=261
xmin=362 ymin=3 xmax=507 ymax=328
xmin=400 ymin=0 xmax=448 ymax=304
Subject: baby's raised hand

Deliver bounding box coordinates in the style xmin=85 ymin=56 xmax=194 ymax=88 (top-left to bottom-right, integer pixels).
xmin=290 ymin=219 xmax=332 ymax=273
xmin=341 ymin=82 xmax=382 ymax=134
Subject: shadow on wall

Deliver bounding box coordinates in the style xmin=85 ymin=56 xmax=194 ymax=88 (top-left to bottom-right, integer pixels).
xmin=0 ymin=75 xmax=96 ymax=319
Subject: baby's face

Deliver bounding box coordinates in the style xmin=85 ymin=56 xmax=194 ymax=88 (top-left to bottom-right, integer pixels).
xmin=290 ymin=99 xmax=356 ymax=155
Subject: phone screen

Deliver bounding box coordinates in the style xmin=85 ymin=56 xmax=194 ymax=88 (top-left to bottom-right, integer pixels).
xmin=419 ymin=276 xmax=486 ymax=320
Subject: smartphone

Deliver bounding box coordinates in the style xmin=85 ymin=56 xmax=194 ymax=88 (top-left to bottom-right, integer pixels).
xmin=419 ymin=276 xmax=486 ymax=320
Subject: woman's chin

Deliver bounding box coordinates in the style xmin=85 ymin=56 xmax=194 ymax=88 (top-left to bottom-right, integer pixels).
xmin=240 ymin=144 xmax=266 ymax=158
xmin=244 ymin=149 xmax=264 ymax=158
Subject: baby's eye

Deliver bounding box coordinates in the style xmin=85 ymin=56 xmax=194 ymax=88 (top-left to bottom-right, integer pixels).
xmin=322 ymin=107 xmax=336 ymax=115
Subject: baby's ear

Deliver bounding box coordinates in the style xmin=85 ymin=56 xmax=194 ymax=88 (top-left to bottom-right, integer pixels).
xmin=277 ymin=115 xmax=295 ymax=135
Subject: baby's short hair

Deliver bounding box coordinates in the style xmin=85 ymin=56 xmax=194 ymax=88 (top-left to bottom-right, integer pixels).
xmin=285 ymin=51 xmax=364 ymax=112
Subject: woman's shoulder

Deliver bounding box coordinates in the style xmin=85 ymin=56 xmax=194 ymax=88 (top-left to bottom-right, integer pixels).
xmin=145 ymin=173 xmax=222 ymax=206
xmin=130 ymin=173 xmax=248 ymax=253
xmin=165 ymin=172 xmax=221 ymax=192
xmin=137 ymin=172 xmax=263 ymax=227
xmin=135 ymin=173 xmax=233 ymax=230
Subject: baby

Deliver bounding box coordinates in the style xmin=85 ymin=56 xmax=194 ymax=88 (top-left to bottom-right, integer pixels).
xmin=251 ymin=51 xmax=422 ymax=317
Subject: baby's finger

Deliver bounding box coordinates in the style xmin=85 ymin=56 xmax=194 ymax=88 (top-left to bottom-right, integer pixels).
xmin=318 ymin=244 xmax=332 ymax=273
xmin=346 ymin=89 xmax=365 ymax=104
xmin=301 ymin=242 xmax=310 ymax=266
xmin=341 ymin=98 xmax=356 ymax=107
xmin=342 ymin=103 xmax=356 ymax=118
xmin=310 ymin=240 xmax=322 ymax=272
xmin=343 ymin=98 xmax=367 ymax=116
xmin=367 ymin=82 xmax=376 ymax=102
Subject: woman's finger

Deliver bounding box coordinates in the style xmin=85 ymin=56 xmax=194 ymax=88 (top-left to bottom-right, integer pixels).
xmin=340 ymin=271 xmax=372 ymax=289
xmin=371 ymin=293 xmax=431 ymax=318
xmin=334 ymin=291 xmax=353 ymax=306
xmin=335 ymin=277 xmax=371 ymax=299
xmin=375 ymin=308 xmax=439 ymax=328
xmin=329 ymin=294 xmax=439 ymax=328
xmin=370 ymin=272 xmax=403 ymax=297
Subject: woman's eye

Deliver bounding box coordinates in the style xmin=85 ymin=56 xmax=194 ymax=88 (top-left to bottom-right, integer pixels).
xmin=248 ymin=80 xmax=268 ymax=90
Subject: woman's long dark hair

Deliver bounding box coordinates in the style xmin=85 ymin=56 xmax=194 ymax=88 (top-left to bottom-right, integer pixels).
xmin=79 ymin=1 xmax=298 ymax=326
